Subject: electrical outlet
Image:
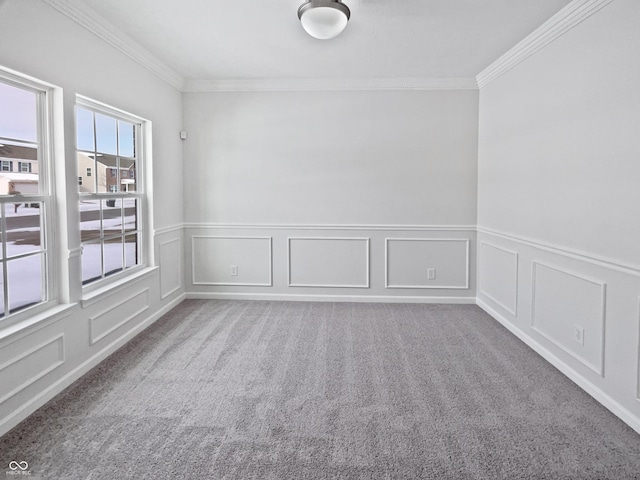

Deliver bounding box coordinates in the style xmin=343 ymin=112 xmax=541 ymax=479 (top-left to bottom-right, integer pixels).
xmin=427 ymin=268 xmax=436 ymax=280
xmin=230 ymin=265 xmax=238 ymax=276
xmin=573 ymin=325 xmax=585 ymax=346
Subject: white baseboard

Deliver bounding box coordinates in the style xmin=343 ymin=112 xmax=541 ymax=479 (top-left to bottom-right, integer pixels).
xmin=476 ymin=298 xmax=640 ymax=436
xmin=187 ymin=291 xmax=477 ymax=304
xmin=0 ymin=293 xmax=186 ymax=438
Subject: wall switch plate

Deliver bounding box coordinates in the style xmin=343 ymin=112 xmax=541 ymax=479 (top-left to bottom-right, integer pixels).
xmin=427 ymin=268 xmax=436 ymax=280
xmin=573 ymin=325 xmax=585 ymax=346
xmin=230 ymin=265 xmax=238 ymax=276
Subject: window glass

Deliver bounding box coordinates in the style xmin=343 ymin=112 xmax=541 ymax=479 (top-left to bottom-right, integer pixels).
xmin=76 ymin=107 xmax=95 ymax=152
xmin=103 ymin=237 xmax=123 ymax=276
xmin=79 ymin=200 xmax=101 ymax=242
xmin=0 ymin=82 xmax=37 ymax=142
xmin=95 ymin=113 xmax=117 ymax=155
xmin=6 ymin=202 xmax=42 ymax=258
xmin=118 ymin=120 xmax=135 ymax=157
xmin=125 ymin=234 xmax=138 ymax=269
xmin=0 ymin=75 xmax=51 ymax=320
xmin=81 ymin=241 xmax=102 ymax=285
xmin=77 ymin=100 xmax=144 ymax=287
xmin=8 ymin=254 xmax=43 ymax=313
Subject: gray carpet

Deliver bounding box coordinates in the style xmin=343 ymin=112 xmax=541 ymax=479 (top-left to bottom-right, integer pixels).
xmin=1 ymin=300 xmax=640 ymax=479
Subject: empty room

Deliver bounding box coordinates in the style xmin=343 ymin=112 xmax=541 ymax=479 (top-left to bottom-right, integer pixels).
xmin=1 ymin=0 xmax=639 ymax=478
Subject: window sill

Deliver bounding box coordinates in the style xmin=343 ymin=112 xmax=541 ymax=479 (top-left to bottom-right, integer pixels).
xmin=0 ymin=302 xmax=78 ymax=344
xmin=81 ymin=266 xmax=159 ymax=308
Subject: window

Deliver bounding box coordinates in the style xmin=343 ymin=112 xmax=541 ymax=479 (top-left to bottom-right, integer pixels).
xmin=77 ymin=99 xmax=144 ymax=286
xmin=0 ymin=73 xmax=54 ymax=318
xmin=78 ymin=176 xmax=83 ymax=185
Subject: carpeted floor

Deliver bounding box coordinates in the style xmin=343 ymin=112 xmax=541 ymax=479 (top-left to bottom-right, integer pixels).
xmin=1 ymin=300 xmax=640 ymax=479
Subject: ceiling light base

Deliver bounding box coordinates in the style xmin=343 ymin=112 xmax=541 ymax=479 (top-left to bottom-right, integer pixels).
xmin=298 ymin=0 xmax=351 ymax=40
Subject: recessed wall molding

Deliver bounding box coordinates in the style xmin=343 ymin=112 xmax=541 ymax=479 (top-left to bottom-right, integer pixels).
xmin=191 ymin=236 xmax=273 ymax=286
xmin=41 ymin=0 xmax=184 ymax=90
xmin=159 ymin=238 xmax=183 ymax=299
xmin=185 ymin=223 xmax=476 ymax=232
xmin=385 ymin=238 xmax=470 ymax=289
xmin=478 ymin=227 xmax=640 ymax=277
xmin=89 ymin=289 xmax=150 ymax=345
xmin=183 ymin=77 xmax=478 ymax=93
xmin=478 ymin=242 xmax=519 ymax=316
xmin=476 ymin=0 xmax=614 ymax=88
xmin=0 ymin=334 xmax=65 ymax=405
xmin=288 ymin=237 xmax=370 ymax=288
xmin=531 ymin=261 xmax=606 ymax=376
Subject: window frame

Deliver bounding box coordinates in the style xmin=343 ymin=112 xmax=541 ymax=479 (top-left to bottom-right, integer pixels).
xmin=0 ymin=70 xmax=57 ymax=324
xmin=76 ymin=96 xmax=148 ymax=292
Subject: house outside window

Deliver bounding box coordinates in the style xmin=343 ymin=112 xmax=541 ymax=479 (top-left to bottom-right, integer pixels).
xmin=76 ymin=98 xmax=145 ymax=286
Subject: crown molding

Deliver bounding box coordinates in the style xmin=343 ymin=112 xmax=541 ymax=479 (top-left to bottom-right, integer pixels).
xmin=183 ymin=77 xmax=478 ymax=93
xmin=476 ymin=0 xmax=614 ymax=89
xmin=41 ymin=0 xmax=185 ymax=91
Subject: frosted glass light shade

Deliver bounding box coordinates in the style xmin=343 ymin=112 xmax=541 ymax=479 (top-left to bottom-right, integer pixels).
xmin=298 ymin=1 xmax=350 ymax=40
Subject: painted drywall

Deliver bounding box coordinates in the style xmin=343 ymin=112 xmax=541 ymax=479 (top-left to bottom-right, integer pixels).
xmin=477 ymin=0 xmax=640 ymax=432
xmin=0 ymin=0 xmax=184 ymax=437
xmin=183 ymin=90 xmax=479 ymax=301
xmin=183 ymin=90 xmax=478 ymax=226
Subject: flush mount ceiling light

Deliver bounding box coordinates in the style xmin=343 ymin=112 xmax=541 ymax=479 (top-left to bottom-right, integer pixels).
xmin=298 ymin=0 xmax=351 ymax=40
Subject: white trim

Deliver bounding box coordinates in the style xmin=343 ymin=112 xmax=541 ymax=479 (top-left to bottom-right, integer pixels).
xmin=287 ymin=237 xmax=370 ymax=288
xmin=41 ymin=0 xmax=184 ymax=91
xmin=183 ymin=77 xmax=478 ymax=93
xmin=637 ymin=297 xmax=640 ymax=403
xmin=88 ymin=289 xmax=150 ymax=345
xmin=478 ymin=227 xmax=640 ymax=277
xmin=187 ymin=292 xmax=476 ymax=304
xmin=530 ymin=260 xmax=606 ymax=377
xmin=185 ymin=223 xmax=476 ymax=232
xmin=0 ymin=334 xmax=65 ymax=405
xmin=476 ymin=0 xmax=614 ymax=88
xmin=384 ymin=238 xmax=470 ymax=289
xmin=477 ymin=299 xmax=640 ymax=436
xmin=155 ymin=224 xmax=184 ymax=236
xmin=0 ymin=293 xmax=185 ymax=438
xmin=80 ymin=266 xmax=158 ymax=308
xmin=191 ymin=236 xmax=273 ymax=287
xmin=477 ymin=242 xmax=519 ymax=316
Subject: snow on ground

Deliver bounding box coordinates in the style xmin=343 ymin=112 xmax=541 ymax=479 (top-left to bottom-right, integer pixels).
xmin=0 ymin=199 xmax=138 ymax=315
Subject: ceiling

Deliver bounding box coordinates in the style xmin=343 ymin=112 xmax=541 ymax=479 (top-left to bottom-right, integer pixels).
xmin=66 ymin=0 xmax=571 ymax=82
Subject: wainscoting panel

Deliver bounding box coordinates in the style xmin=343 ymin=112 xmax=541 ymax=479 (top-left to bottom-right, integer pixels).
xmin=0 ymin=334 xmax=64 ymax=405
xmin=288 ymin=237 xmax=370 ymax=288
xmin=89 ymin=289 xmax=151 ymax=345
xmin=192 ymin=236 xmax=272 ymax=286
xmin=159 ymin=237 xmax=182 ymax=299
xmin=386 ymin=238 xmax=469 ymax=289
xmin=531 ymin=261 xmax=606 ymax=375
xmin=478 ymin=242 xmax=518 ymax=315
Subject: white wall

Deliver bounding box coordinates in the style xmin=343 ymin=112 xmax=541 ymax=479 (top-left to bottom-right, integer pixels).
xmin=183 ymin=90 xmax=479 ymax=302
xmin=0 ymin=0 xmax=184 ymax=436
xmin=477 ymin=0 xmax=640 ymax=433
